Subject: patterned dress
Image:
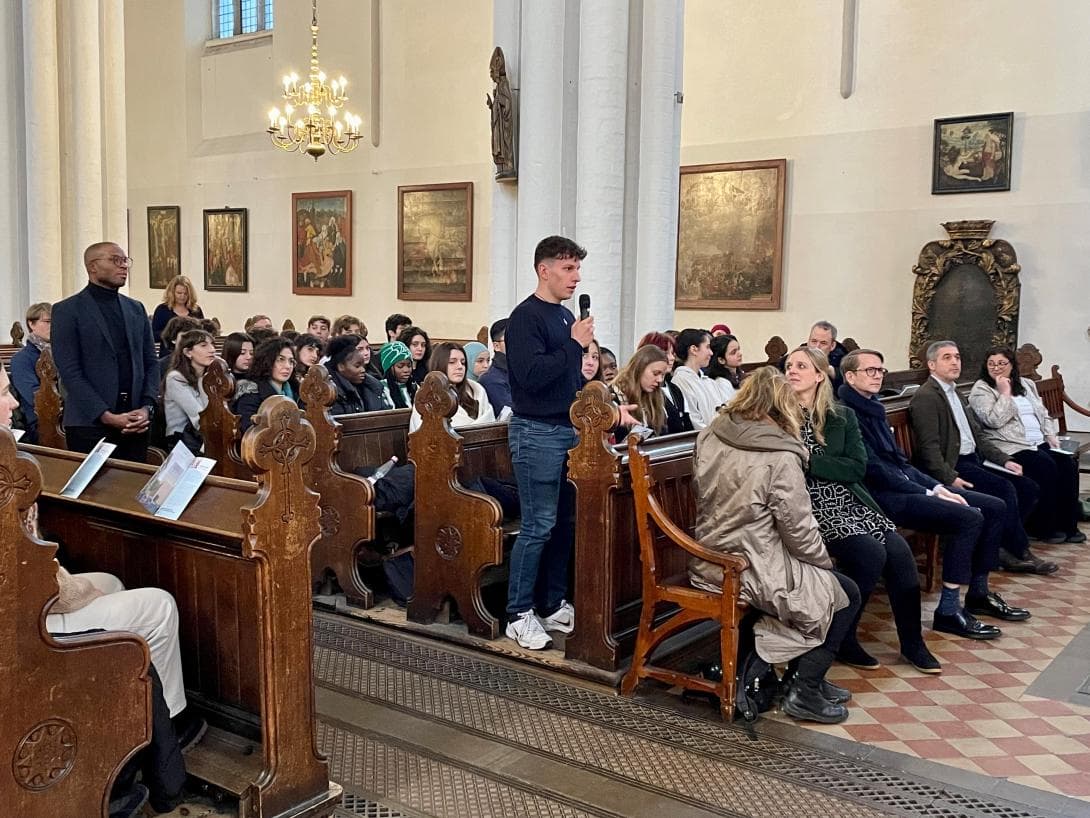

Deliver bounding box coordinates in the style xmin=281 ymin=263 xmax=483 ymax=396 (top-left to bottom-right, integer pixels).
xmin=802 ymin=415 xmax=894 ymax=544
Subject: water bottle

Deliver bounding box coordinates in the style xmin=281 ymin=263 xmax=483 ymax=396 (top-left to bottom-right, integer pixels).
xmin=368 ymin=456 xmax=398 ymax=484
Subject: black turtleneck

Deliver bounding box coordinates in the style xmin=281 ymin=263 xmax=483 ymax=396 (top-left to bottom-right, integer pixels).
xmin=87 ymin=282 xmax=134 ymax=401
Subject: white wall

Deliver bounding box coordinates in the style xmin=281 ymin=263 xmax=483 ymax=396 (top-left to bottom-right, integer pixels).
xmin=0 ymin=1 xmax=29 ymax=334
xmin=124 ymin=0 xmax=494 ymax=340
xmin=678 ymin=0 xmax=1090 ymax=425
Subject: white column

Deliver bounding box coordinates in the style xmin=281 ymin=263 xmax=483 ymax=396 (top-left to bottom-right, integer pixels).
xmin=631 ymin=0 xmax=684 ymax=351
xmin=488 ymin=0 xmax=521 ymax=323
xmin=574 ymin=0 xmax=629 ymax=351
xmin=68 ymin=0 xmax=105 ymax=292
xmin=514 ymin=0 xmax=567 ymax=298
xmin=21 ymin=0 xmax=63 ymax=303
xmin=101 ymin=0 xmax=128 ymax=250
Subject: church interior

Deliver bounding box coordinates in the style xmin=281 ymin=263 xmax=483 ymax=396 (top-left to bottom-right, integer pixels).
xmin=2 ymin=1 xmax=1090 ymax=816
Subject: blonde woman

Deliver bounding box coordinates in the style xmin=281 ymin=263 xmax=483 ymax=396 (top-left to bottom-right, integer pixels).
xmin=152 ymin=275 xmax=204 ymax=342
xmin=691 ymin=365 xmax=858 ymax=723
xmin=608 ymin=345 xmax=672 ymax=437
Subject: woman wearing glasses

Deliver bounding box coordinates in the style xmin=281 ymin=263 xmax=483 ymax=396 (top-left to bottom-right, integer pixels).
xmin=234 ymin=337 xmax=300 ymax=433
xmin=968 ymin=347 xmax=1085 ymax=544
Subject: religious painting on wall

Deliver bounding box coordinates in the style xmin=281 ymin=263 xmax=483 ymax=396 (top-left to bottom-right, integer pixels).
xmin=203 ymin=207 xmax=248 ymax=292
xmin=932 ymin=112 xmax=1013 ymax=194
xmin=675 ymin=159 xmax=786 ymax=310
xmin=292 ymin=190 xmax=352 ymax=296
xmin=147 ymin=205 xmax=180 ymax=289
xmin=397 ymin=182 xmax=473 ymax=302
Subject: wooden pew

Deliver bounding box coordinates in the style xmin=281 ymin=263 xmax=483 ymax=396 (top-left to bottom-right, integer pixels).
xmin=299 ymin=365 xmax=379 ymax=607
xmin=34 ymin=347 xmax=66 ymax=449
xmin=1 ymin=428 xmax=152 ymax=818
xmin=26 ymin=398 xmax=341 ymax=817
xmin=198 ymin=357 xmax=250 ymax=480
xmin=333 ymin=408 xmax=411 ymax=474
xmin=406 ymin=372 xmax=510 ymax=638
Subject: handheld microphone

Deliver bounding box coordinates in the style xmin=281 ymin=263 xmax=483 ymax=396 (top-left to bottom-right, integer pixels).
xmin=578 ymin=294 xmax=591 ymax=321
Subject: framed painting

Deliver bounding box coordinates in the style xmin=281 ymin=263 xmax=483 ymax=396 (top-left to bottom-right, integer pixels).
xmin=932 ymin=112 xmax=1013 ymax=194
xmin=203 ymin=207 xmax=248 ymax=291
xmin=675 ymin=159 xmax=786 ymax=310
xmin=397 ymin=182 xmax=473 ymax=302
xmin=292 ymin=190 xmax=352 ymax=296
xmin=147 ymin=206 xmax=180 ymax=289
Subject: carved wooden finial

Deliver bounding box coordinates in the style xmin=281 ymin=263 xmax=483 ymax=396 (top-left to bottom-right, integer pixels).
xmin=1016 ymin=343 xmax=1043 ymax=380
xmin=569 ymin=381 xmax=618 ymax=437
xmin=300 ymin=363 xmax=336 ymax=411
xmin=415 ymin=371 xmax=458 ymax=421
xmin=282 ymin=319 xmax=296 ymax=332
xmin=10 ymin=321 xmax=25 ymax=346
xmin=0 ymin=428 xmax=48 ymax=607
xmin=764 ymin=335 xmax=788 ymax=363
xmin=203 ymin=357 xmax=236 ymax=402
xmin=34 ymin=348 xmax=65 ymax=449
xmin=242 ymin=396 xmax=316 ymax=478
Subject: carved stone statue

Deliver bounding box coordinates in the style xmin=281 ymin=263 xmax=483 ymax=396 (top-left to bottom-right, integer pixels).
xmin=486 ymin=47 xmax=516 ymax=180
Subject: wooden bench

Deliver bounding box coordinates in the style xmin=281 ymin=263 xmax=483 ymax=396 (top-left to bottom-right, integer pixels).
xmin=198 ymin=358 xmax=250 ymax=480
xmin=25 ymin=398 xmax=341 ymax=817
xmin=406 ymin=372 xmax=513 ymax=638
xmin=1 ymin=428 xmax=152 ymax=818
xmin=34 ymin=347 xmax=67 ymax=450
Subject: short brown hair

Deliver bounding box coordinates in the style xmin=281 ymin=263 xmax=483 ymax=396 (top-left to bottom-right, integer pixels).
xmin=25 ymin=302 xmax=51 ymax=324
xmin=307 ymin=315 xmax=331 ymax=329
xmin=840 ymin=348 xmax=885 ymax=376
xmin=332 ymin=315 xmax=365 ymax=336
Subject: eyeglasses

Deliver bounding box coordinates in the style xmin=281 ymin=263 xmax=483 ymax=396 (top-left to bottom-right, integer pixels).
xmin=855 ymin=367 xmax=888 ymax=378
xmin=94 ymin=255 xmax=133 ymax=267
xmin=986 ymin=360 xmax=1011 ymax=370
xmin=275 ymin=354 xmax=295 ymax=365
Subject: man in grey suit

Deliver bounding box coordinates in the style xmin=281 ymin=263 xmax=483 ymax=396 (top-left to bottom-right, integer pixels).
xmin=52 ymin=242 xmax=160 ymax=463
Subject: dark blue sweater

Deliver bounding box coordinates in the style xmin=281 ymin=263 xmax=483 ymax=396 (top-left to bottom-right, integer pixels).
xmin=506 ymin=294 xmax=583 ymax=426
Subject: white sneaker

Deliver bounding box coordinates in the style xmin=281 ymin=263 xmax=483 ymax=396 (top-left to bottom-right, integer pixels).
xmin=540 ymin=600 xmax=575 ymax=635
xmin=505 ymin=610 xmax=552 ymax=650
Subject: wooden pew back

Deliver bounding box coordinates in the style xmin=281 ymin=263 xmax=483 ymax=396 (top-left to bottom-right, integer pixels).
xmin=33 ymin=347 xmax=67 ymax=449
xmin=1 ymin=429 xmax=151 ymax=818
xmin=198 ymin=357 xmax=249 ymax=480
xmin=334 ymin=408 xmax=411 ymax=473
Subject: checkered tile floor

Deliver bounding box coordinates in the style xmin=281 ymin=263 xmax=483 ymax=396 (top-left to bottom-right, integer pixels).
xmin=772 ymin=516 xmax=1090 ymax=801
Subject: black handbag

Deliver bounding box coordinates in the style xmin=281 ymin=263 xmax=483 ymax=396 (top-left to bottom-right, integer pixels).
xmin=167 ymin=421 xmax=204 ymax=456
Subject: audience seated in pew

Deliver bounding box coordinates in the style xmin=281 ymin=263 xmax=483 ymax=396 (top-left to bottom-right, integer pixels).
xmin=409 ymin=342 xmax=496 ymax=433
xmin=294 ymin=333 xmax=323 ymax=381
xmin=331 ymin=314 xmax=365 ymax=338
xmin=909 ymin=340 xmax=1057 ymax=576
xmin=839 ymin=348 xmax=1033 ymax=641
xmin=325 ymin=334 xmax=391 ymax=414
xmin=398 ymin=325 xmax=432 ymax=385
xmin=9 ymin=301 xmax=51 ymax=443
xmin=780 ymin=320 xmax=850 ymax=393
xmin=235 ymin=337 xmax=299 ymax=432
xmin=385 ymin=312 xmax=412 ymax=342
xmin=580 ymin=338 xmax=603 ymax=383
xmin=608 ymin=344 xmax=680 ymax=437
xmin=785 ymin=347 xmax=940 ymax=673
xmin=671 ymin=328 xmax=722 ymax=430
xmin=478 ymin=318 xmax=511 ymax=415
xmin=222 ymin=331 xmax=255 ymax=380
xmin=158 ymin=315 xmax=201 ymax=378
xmin=379 ymin=341 xmax=418 ymax=409
xmin=244 ymin=314 xmax=273 ymax=333
xmin=306 ymin=315 xmax=331 ymax=345
xmin=0 ymin=366 xmax=203 ymax=816
xmin=151 ymin=275 xmax=204 ymax=345
xmin=707 ymin=333 xmax=743 ymax=402
xmin=639 ymin=331 xmax=694 ymax=433
xmin=968 ymin=346 xmax=1085 ymax=544
xmin=689 ymin=366 xmax=859 ymax=724
xmin=463 ymin=341 xmax=491 ymax=382
xmin=162 ymin=329 xmax=216 ymax=455
xmin=599 ymin=346 xmax=618 ymax=385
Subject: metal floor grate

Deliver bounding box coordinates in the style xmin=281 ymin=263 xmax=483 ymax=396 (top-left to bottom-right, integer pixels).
xmin=338 ymin=791 xmax=407 ymax=817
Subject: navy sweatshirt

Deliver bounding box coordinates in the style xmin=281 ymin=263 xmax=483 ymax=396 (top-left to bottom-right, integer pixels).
xmin=506 ymin=294 xmax=584 ymax=426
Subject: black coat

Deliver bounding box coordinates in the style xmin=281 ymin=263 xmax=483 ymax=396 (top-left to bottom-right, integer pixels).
xmin=328 ymin=368 xmax=391 ymax=415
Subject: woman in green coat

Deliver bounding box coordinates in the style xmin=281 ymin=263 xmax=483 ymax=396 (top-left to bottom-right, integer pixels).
xmin=786 ymin=347 xmax=940 ymax=674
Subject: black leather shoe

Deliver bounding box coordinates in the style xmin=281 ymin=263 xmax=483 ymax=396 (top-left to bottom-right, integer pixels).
xmin=901 ymin=643 xmax=942 ymax=674
xmin=933 ymin=609 xmax=1002 ymax=640
xmin=1031 ymin=531 xmax=1068 ymax=545
xmin=1025 ymin=549 xmax=1059 ymax=575
xmin=781 ymin=677 xmax=849 ymax=724
xmin=836 ymin=643 xmax=881 ymax=670
xmin=965 ymin=592 xmax=1031 ymax=621
xmin=1066 ymin=531 xmax=1087 ymax=544
xmin=781 ymin=669 xmax=851 ymax=703
xmin=997 ymin=549 xmax=1036 ymax=572
xmin=173 ymin=712 xmax=208 ymax=753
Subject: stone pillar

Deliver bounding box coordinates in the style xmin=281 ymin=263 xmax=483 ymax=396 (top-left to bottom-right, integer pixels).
xmin=101 ymin=0 xmax=128 ymax=250
xmin=2 ymin=1 xmax=29 ymax=330
xmin=574 ymin=0 xmax=629 ymax=352
xmin=488 ymin=0 xmax=520 ymax=324
xmin=21 ymin=0 xmax=63 ymax=304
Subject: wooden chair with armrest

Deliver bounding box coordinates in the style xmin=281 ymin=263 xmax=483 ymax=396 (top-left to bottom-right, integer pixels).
xmin=620 ymin=433 xmax=750 ymax=723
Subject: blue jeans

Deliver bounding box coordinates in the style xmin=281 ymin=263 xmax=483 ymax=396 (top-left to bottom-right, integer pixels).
xmin=506 ymin=417 xmax=578 ymax=617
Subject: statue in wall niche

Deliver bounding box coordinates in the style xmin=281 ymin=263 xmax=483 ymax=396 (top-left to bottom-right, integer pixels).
xmin=909 ymin=219 xmax=1022 ymax=375
xmin=486 ymin=47 xmax=516 ymax=181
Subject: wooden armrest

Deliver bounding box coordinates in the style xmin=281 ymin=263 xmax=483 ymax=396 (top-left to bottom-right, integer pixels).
xmin=1062 ymin=392 xmax=1090 ymax=419
xmin=653 ymin=502 xmax=749 ymax=574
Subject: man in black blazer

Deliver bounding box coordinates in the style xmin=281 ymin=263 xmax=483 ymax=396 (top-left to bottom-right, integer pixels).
xmin=908 ymin=340 xmax=1055 ymax=577
xmin=52 ymin=242 xmax=159 ymax=463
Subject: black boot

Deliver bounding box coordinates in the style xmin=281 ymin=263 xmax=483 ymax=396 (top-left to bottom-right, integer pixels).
xmin=782 ymin=675 xmax=849 ymax=724
xmin=890 ymin=587 xmax=942 ymax=674
xmin=779 ymin=667 xmax=851 ymax=703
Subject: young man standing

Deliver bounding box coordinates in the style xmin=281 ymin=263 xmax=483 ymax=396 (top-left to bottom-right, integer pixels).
xmin=503 ymin=236 xmax=597 ymax=649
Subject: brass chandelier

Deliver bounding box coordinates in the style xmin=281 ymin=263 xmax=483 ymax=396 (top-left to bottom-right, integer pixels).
xmin=266 ymin=0 xmax=362 ymax=160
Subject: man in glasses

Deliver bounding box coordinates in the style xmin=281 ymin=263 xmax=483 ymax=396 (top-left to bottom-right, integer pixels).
xmin=51 ymin=242 xmax=160 ymax=463
xmin=838 ymin=347 xmax=1038 ymax=643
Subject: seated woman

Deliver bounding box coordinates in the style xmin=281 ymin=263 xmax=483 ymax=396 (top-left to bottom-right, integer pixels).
xmin=163 ymin=329 xmax=216 ymax=454
xmin=599 ymin=346 xmax=619 ymax=385
xmin=464 ymin=341 xmax=491 ymax=382
xmin=785 ymin=347 xmax=940 ymax=674
xmin=410 ymin=342 xmax=496 ymax=432
xmin=609 ymin=345 xmax=677 ymax=438
xmin=969 ymin=347 xmax=1085 ymax=544
xmin=379 ymin=341 xmax=418 ymax=409
xmin=581 ymin=339 xmax=603 ymax=383
xmin=151 ymin=275 xmax=204 ymax=343
xmin=294 ymin=333 xmax=323 ymax=381
xmin=689 ymin=365 xmax=860 ymax=724
xmin=397 ymin=325 xmax=432 ymax=385
xmin=670 ymin=328 xmax=723 ymax=429
xmin=222 ymin=331 xmax=255 ymax=380
xmin=639 ymin=331 xmax=693 ymax=433
xmin=706 ymin=333 xmax=743 ymax=405
xmin=324 ymin=335 xmax=391 ymax=415
xmin=234 ymin=338 xmax=299 ymax=432
xmin=158 ymin=315 xmax=201 ymax=379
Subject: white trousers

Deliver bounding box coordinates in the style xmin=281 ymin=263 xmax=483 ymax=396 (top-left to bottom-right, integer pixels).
xmin=45 ymin=572 xmax=187 ymax=717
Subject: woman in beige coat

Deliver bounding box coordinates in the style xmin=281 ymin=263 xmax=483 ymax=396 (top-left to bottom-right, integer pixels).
xmin=690 ymin=366 xmax=859 ymax=724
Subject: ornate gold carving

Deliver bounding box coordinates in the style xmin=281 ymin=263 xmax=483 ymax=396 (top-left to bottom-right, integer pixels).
xmin=13 ymin=719 xmax=77 ymax=790
xmin=435 ymin=525 xmax=463 ymax=560
xmin=909 ymin=220 xmax=1021 ymax=368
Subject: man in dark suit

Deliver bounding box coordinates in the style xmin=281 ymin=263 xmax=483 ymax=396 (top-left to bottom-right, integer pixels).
xmin=909 ymin=340 xmax=1056 ymax=578
xmin=52 ymin=242 xmax=160 ymax=463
